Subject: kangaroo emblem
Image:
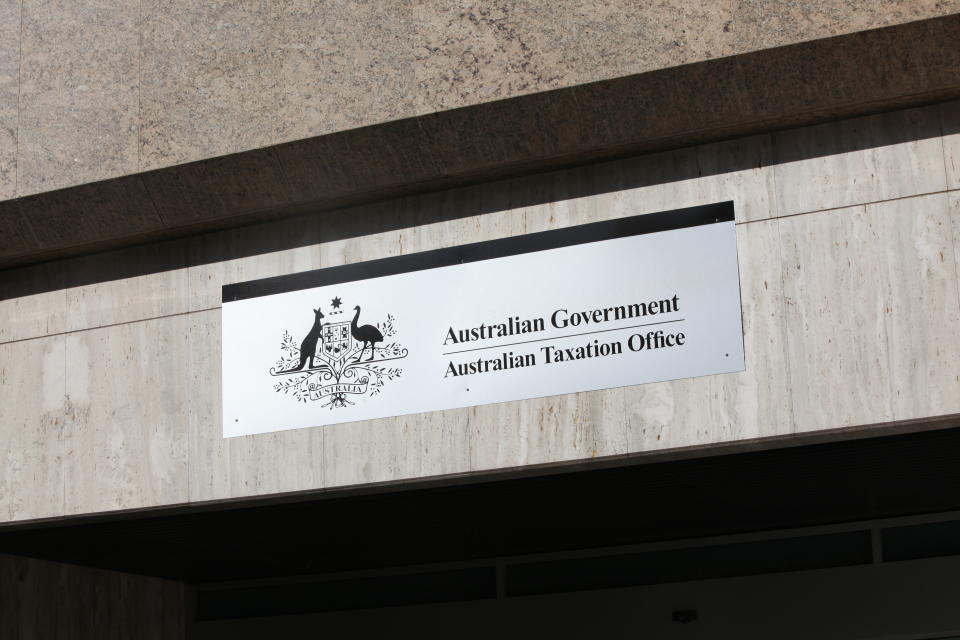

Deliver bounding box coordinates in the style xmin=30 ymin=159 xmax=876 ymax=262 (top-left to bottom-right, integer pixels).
xmin=271 ymin=298 xmax=408 ymax=407
xmin=277 ymin=308 xmax=324 ymax=373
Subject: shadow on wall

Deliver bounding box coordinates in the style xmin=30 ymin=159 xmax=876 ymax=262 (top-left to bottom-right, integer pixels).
xmin=0 ymin=103 xmax=948 ymax=301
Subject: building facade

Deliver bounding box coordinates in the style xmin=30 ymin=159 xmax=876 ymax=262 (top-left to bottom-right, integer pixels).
xmin=2 ymin=2 xmax=960 ymax=637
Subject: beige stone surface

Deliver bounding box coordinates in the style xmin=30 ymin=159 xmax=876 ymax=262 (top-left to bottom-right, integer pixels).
xmin=187 ymin=309 xmax=326 ymax=502
xmin=772 ymin=105 xmax=946 ymax=217
xmin=944 ymin=101 xmax=960 ymax=190
xmin=780 ymin=194 xmax=960 ymax=434
xmin=321 ymin=415 xmax=427 ymax=487
xmin=410 ymin=0 xmax=736 ymax=114
xmin=870 ymin=194 xmax=960 ymax=421
xmin=64 ymin=240 xmax=193 ymax=332
xmin=731 ymin=0 xmax=960 ymax=50
xmin=189 ymin=219 xmax=325 ymax=313
xmin=16 ymin=0 xmax=139 ymax=196
xmin=949 ymin=192 xmax=960 ymax=331
xmin=0 ymin=0 xmax=18 ymax=199
xmin=0 ymin=335 xmax=65 ymax=521
xmin=139 ymin=0 xmax=412 ymax=172
xmin=612 ymin=135 xmax=776 ymax=224
xmin=63 ymin=316 xmax=190 ymax=515
xmin=0 ymin=260 xmax=66 ymax=343
xmin=278 ymin=0 xmax=414 ymax=141
xmin=0 ymin=0 xmax=957 ymax=197
xmin=139 ymin=0 xmax=287 ymax=171
xmin=625 ymin=218 xmax=792 ymax=452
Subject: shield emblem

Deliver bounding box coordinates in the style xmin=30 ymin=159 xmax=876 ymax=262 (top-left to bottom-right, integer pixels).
xmin=322 ymin=321 xmax=353 ymax=360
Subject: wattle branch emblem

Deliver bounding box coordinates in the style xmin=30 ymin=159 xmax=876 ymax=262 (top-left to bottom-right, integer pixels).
xmin=270 ymin=298 xmax=408 ymax=408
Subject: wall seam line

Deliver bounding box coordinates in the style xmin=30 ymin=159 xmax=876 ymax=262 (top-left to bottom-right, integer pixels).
xmin=735 ymin=187 xmax=959 ymax=227
xmin=4 ymin=192 xmax=960 ymax=349
xmin=0 ymin=306 xmax=218 ymax=348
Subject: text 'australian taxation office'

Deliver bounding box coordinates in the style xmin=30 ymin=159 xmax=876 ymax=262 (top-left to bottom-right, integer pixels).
xmin=443 ymin=293 xmax=684 ymax=378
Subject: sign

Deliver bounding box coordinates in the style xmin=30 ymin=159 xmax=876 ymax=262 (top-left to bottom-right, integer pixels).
xmin=222 ymin=202 xmax=744 ymax=437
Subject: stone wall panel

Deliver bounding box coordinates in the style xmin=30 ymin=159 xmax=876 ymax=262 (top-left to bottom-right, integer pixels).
xmin=62 ymin=315 xmax=190 ymax=515
xmin=0 ymin=335 xmax=65 ymax=521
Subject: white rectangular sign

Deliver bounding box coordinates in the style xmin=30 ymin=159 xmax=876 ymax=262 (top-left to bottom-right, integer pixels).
xmin=222 ymin=203 xmax=744 ymax=437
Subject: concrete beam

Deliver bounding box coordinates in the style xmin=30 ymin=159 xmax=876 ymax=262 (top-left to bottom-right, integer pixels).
xmin=2 ymin=14 xmax=960 ymax=268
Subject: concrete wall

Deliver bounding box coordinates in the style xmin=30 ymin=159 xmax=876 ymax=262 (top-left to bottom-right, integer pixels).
xmin=2 ymin=100 xmax=959 ymax=522
xmin=0 ymin=0 xmax=958 ymax=199
xmin=0 ymin=553 xmax=184 ymax=638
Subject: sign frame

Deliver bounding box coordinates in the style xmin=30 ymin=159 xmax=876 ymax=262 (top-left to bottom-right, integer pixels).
xmin=222 ymin=201 xmax=744 ymax=437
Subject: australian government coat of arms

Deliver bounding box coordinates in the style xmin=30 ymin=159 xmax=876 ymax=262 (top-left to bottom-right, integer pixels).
xmin=269 ymin=296 xmax=409 ymax=409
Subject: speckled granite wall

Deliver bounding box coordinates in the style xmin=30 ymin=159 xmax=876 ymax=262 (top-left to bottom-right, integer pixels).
xmin=0 ymin=0 xmax=957 ymax=199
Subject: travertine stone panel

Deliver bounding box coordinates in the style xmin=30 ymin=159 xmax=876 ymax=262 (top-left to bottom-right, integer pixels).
xmin=731 ymin=0 xmax=960 ymax=50
xmin=411 ymin=0 xmax=736 ymax=114
xmin=515 ymin=388 xmax=627 ymax=467
xmin=189 ymin=219 xmax=327 ymax=313
xmin=0 ymin=0 xmax=18 ymax=199
xmin=0 ymin=260 xmax=66 ymax=343
xmin=772 ymin=106 xmax=946 ymax=217
xmin=17 ymin=0 xmax=139 ymax=196
xmin=781 ymin=194 xmax=960 ymax=434
xmin=139 ymin=1 xmax=287 ymax=171
xmin=949 ymin=192 xmax=960 ymax=331
xmin=625 ymin=219 xmax=792 ymax=452
xmin=321 ymin=416 xmax=420 ymax=487
xmin=187 ymin=309 xmax=325 ymax=502
xmin=695 ymin=136 xmax=777 ymax=222
xmin=63 ymin=316 xmax=190 ymax=515
xmin=64 ymin=240 xmax=193 ymax=332
xmin=944 ymin=101 xmax=960 ymax=190
xmin=0 ymin=335 xmax=65 ymax=521
xmin=466 ymin=401 xmax=524 ymax=470
xmin=876 ymin=194 xmax=960 ymax=420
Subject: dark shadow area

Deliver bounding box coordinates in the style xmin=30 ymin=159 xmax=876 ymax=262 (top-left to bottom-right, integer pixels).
xmin=0 ymin=97 xmax=949 ymax=302
xmin=2 ymin=424 xmax=960 ymax=586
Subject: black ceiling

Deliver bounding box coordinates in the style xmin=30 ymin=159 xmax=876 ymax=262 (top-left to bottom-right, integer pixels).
xmin=2 ymin=423 xmax=960 ymax=584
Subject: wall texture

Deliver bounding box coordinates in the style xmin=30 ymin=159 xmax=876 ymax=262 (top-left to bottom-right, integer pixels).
xmin=1 ymin=100 xmax=959 ymax=522
xmin=0 ymin=0 xmax=958 ymax=200
xmin=0 ymin=553 xmax=184 ymax=638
